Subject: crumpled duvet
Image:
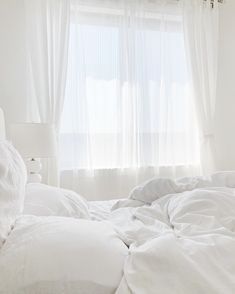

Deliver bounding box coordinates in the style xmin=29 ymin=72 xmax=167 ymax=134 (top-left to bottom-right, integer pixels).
xmin=109 ymin=173 xmax=235 ymax=294
xmin=2 ymin=170 xmax=235 ymax=294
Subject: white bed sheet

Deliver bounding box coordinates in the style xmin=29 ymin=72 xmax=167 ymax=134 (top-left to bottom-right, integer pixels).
xmin=89 ymin=199 xmax=120 ymax=221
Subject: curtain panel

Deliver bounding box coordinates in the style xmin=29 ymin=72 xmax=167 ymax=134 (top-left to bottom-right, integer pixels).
xmin=24 ymin=0 xmax=70 ymax=186
xmin=183 ymin=0 xmax=219 ymax=174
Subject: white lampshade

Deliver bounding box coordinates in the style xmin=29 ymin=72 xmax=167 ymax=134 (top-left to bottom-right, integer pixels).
xmin=10 ymin=123 xmax=57 ymax=158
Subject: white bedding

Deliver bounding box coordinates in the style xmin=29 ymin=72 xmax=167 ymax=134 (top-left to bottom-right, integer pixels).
xmin=89 ymin=199 xmax=119 ymax=221
xmin=109 ymin=174 xmax=235 ymax=294
xmin=24 ymin=183 xmax=90 ymax=219
xmin=0 ymin=216 xmax=127 ymax=294
xmin=2 ymin=162 xmax=235 ymax=293
xmin=0 ymin=141 xmax=27 ymax=247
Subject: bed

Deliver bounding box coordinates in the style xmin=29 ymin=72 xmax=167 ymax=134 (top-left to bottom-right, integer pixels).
xmin=2 ymin=108 xmax=235 ymax=294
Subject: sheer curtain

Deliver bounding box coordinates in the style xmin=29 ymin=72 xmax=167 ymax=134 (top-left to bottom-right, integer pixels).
xmin=25 ymin=0 xmax=70 ymax=185
xmin=183 ymin=0 xmax=219 ymax=174
xmin=60 ymin=0 xmax=200 ymax=200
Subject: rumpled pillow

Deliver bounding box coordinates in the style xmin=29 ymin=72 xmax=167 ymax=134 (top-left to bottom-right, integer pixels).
xmin=24 ymin=183 xmax=90 ymax=219
xmin=0 ymin=140 xmax=27 ymax=246
xmin=0 ymin=216 xmax=127 ymax=294
xmin=129 ymin=171 xmax=235 ymax=204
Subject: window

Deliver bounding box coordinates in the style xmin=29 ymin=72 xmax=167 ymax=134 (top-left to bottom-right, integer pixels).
xmin=60 ymin=2 xmax=199 ymax=171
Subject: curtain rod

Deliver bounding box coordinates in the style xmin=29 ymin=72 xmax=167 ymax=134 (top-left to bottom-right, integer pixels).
xmin=175 ymin=0 xmax=224 ymax=1
xmin=204 ymin=0 xmax=224 ymax=9
xmin=176 ymin=0 xmax=224 ymax=9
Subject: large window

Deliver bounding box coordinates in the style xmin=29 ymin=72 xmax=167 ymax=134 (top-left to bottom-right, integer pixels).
xmin=60 ymin=2 xmax=199 ymax=171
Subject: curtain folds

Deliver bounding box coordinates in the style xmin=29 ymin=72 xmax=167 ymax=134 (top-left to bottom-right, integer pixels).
xmin=183 ymin=0 xmax=219 ymax=174
xmin=25 ymin=0 xmax=70 ymax=185
xmin=60 ymin=0 xmax=201 ymax=199
xmin=25 ymin=0 xmax=219 ymax=199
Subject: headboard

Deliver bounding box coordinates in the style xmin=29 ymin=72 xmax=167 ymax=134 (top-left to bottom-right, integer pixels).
xmin=0 ymin=108 xmax=6 ymax=140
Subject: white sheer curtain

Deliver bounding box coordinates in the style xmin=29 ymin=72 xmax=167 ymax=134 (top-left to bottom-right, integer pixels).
xmin=183 ymin=0 xmax=219 ymax=174
xmin=60 ymin=0 xmax=201 ymax=199
xmin=25 ymin=0 xmax=70 ymax=185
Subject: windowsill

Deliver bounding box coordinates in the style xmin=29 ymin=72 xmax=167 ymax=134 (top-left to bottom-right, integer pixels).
xmin=60 ymin=164 xmax=201 ymax=172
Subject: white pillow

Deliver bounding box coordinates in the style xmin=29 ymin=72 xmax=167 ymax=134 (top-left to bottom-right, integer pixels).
xmin=0 ymin=140 xmax=27 ymax=246
xmin=0 ymin=216 xmax=128 ymax=294
xmin=129 ymin=171 xmax=235 ymax=204
xmin=24 ymin=183 xmax=90 ymax=219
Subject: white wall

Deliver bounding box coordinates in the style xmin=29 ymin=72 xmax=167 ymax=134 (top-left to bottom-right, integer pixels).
xmin=0 ymin=0 xmax=27 ymax=134
xmin=214 ymin=0 xmax=235 ymax=171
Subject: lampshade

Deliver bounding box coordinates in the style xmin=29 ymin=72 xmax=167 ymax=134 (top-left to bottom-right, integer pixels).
xmin=10 ymin=123 xmax=57 ymax=158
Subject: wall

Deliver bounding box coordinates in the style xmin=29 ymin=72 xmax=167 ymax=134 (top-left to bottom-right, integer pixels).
xmin=0 ymin=0 xmax=27 ymax=134
xmin=214 ymin=0 xmax=235 ymax=171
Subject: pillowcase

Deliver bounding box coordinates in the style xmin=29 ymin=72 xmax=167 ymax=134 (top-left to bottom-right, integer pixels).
xmin=24 ymin=183 xmax=90 ymax=219
xmin=0 ymin=140 xmax=27 ymax=246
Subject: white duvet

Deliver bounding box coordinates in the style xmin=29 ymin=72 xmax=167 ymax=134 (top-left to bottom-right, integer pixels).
xmin=2 ymin=149 xmax=235 ymax=294
xmin=110 ymin=174 xmax=235 ymax=294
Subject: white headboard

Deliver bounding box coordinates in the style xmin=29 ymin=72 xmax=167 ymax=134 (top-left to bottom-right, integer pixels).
xmin=0 ymin=108 xmax=6 ymax=140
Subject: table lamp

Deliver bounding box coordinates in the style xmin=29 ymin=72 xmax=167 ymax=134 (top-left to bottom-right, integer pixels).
xmin=10 ymin=123 xmax=57 ymax=183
